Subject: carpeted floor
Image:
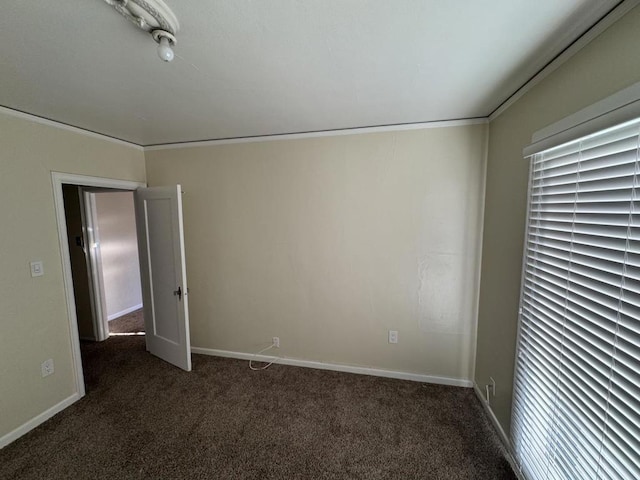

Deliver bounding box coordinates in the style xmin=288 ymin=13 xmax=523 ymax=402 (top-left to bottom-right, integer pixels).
xmin=109 ymin=308 xmax=144 ymax=334
xmin=0 ymin=337 xmax=515 ymax=479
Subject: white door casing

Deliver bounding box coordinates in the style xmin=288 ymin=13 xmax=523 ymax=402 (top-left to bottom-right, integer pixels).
xmin=135 ymin=185 xmax=191 ymax=371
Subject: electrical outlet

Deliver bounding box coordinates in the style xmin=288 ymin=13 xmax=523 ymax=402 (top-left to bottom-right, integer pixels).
xmin=41 ymin=359 xmax=54 ymax=377
xmin=388 ymin=330 xmax=398 ymax=344
xmin=272 ymin=336 xmax=280 ymax=348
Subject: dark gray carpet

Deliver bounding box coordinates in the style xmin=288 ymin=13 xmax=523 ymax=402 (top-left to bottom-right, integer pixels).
xmin=0 ymin=337 xmax=515 ymax=479
xmin=109 ymin=309 xmax=144 ymax=334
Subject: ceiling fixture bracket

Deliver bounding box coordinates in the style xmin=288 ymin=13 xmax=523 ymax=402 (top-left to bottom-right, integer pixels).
xmin=103 ymin=0 xmax=180 ymax=62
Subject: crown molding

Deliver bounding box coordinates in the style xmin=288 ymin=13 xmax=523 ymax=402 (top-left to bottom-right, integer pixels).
xmin=0 ymin=105 xmax=143 ymax=151
xmin=489 ymin=0 xmax=640 ymax=122
xmin=0 ymin=104 xmax=486 ymax=152
xmin=143 ymin=118 xmax=488 ymax=151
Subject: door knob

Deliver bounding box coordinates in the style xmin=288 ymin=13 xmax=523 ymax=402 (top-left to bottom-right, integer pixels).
xmin=173 ymin=286 xmax=182 ymax=301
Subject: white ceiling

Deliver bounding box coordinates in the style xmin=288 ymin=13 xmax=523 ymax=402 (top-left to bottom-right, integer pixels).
xmin=0 ymin=1 xmax=621 ymax=146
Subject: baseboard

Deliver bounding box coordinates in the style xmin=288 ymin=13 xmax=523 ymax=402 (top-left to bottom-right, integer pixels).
xmin=0 ymin=392 xmax=81 ymax=449
xmin=107 ymin=303 xmax=143 ymax=321
xmin=191 ymin=347 xmax=473 ymax=388
xmin=473 ymin=383 xmax=525 ymax=480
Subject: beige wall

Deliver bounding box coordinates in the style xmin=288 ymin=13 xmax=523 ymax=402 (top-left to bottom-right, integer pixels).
xmin=0 ymin=112 xmax=145 ymax=440
xmin=476 ymin=6 xmax=640 ymax=436
xmin=146 ymin=125 xmax=487 ymax=382
xmin=94 ymin=191 xmax=142 ymax=319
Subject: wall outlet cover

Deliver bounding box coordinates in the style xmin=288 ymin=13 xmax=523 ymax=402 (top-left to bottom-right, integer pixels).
xmin=41 ymin=359 xmax=54 ymax=377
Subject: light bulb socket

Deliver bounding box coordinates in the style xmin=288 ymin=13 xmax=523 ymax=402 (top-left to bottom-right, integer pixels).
xmin=151 ymin=29 xmax=177 ymax=46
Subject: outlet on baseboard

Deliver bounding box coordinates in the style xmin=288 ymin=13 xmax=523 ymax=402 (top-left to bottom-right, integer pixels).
xmin=272 ymin=337 xmax=280 ymax=348
xmin=41 ymin=359 xmax=54 ymax=377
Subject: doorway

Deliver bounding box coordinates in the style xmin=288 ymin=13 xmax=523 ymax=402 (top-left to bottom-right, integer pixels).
xmin=62 ymin=185 xmax=145 ymax=342
xmin=52 ymin=173 xmax=146 ymax=397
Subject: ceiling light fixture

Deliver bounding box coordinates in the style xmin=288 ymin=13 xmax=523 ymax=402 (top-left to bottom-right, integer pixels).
xmin=103 ymin=0 xmax=180 ymax=62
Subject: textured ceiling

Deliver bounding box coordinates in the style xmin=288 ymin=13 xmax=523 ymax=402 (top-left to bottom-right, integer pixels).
xmin=0 ymin=1 xmax=621 ymax=145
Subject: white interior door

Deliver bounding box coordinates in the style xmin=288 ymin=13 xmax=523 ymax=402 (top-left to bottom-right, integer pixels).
xmin=135 ymin=185 xmax=191 ymax=371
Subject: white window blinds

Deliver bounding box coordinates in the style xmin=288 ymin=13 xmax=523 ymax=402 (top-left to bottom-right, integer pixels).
xmin=513 ymin=118 xmax=640 ymax=480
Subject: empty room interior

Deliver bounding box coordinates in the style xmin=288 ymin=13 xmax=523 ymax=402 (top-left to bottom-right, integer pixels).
xmin=1 ymin=1 xmax=640 ymax=479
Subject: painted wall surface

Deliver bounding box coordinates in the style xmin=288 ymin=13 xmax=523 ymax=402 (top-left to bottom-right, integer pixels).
xmin=0 ymin=112 xmax=145 ymax=440
xmin=145 ymin=125 xmax=487 ymax=382
xmin=94 ymin=191 xmax=142 ymax=319
xmin=476 ymin=5 xmax=640 ymax=436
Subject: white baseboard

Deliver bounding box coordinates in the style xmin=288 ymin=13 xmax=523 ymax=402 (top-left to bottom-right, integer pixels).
xmin=473 ymin=383 xmax=525 ymax=480
xmin=0 ymin=392 xmax=81 ymax=450
xmin=191 ymin=346 xmax=473 ymax=388
xmin=107 ymin=303 xmax=143 ymax=322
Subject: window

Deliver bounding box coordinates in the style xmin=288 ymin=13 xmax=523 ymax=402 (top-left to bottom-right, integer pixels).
xmin=513 ymin=118 xmax=640 ymax=479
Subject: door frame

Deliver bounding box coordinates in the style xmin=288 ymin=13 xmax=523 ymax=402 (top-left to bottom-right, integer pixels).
xmin=52 ymin=172 xmax=146 ymax=398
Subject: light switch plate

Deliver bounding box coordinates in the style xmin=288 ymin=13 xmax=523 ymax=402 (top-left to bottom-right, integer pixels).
xmin=30 ymin=261 xmax=44 ymax=277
